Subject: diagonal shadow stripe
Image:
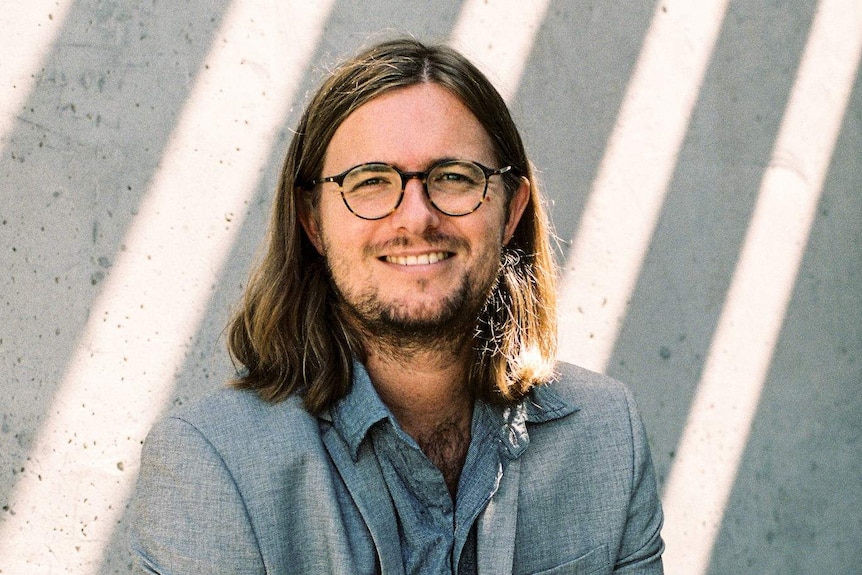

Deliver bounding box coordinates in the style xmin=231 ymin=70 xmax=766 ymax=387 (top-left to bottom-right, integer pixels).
xmin=0 ymin=0 xmax=236 ymax=554
xmin=0 ymin=2 xmax=335 ymax=571
xmin=606 ymin=0 xmax=820 ymax=521
xmin=661 ymin=1 xmax=862 ymax=571
xmin=556 ymin=0 xmax=732 ymax=374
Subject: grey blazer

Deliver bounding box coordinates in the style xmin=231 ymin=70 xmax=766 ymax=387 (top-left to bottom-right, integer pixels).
xmin=130 ymin=362 xmax=664 ymax=574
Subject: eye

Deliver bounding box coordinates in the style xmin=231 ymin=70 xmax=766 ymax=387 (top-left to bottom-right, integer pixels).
xmin=431 ymin=163 xmax=483 ymax=187
xmin=437 ymin=171 xmax=472 ymax=182
xmin=343 ymin=165 xmax=397 ymax=194
xmin=354 ymin=176 xmax=389 ymax=188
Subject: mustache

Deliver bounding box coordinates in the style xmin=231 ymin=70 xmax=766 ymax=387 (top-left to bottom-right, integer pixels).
xmin=366 ymin=231 xmax=468 ymax=255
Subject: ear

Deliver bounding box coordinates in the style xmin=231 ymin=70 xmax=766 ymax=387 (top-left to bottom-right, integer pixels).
xmin=503 ymin=177 xmax=530 ymax=245
xmin=297 ymin=191 xmax=325 ymax=255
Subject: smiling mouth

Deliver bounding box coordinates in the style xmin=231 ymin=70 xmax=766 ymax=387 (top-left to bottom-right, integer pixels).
xmin=384 ymin=252 xmax=452 ymax=266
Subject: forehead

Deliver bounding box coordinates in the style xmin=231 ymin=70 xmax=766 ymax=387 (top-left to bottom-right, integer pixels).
xmin=323 ymin=83 xmax=496 ymax=171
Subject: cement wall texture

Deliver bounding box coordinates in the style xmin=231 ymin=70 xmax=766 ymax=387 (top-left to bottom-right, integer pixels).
xmin=1 ymin=1 xmax=860 ymax=573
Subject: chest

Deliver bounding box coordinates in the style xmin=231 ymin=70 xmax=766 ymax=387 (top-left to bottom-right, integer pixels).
xmin=368 ymin=421 xmax=500 ymax=574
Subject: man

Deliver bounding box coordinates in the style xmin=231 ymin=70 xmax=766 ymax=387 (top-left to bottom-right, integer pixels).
xmin=130 ymin=38 xmax=664 ymax=574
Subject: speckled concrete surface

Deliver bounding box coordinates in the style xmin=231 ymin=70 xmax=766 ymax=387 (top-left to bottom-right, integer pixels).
xmin=1 ymin=1 xmax=860 ymax=574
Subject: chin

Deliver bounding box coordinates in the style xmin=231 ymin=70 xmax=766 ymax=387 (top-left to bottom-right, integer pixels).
xmin=337 ymin=274 xmax=488 ymax=340
xmin=382 ymin=302 xmax=453 ymax=327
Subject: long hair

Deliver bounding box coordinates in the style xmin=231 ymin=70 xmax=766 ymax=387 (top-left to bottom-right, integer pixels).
xmin=227 ymin=38 xmax=558 ymax=413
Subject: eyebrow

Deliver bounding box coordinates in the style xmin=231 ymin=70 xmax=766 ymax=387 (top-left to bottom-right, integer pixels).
xmin=371 ymin=157 xmax=470 ymax=171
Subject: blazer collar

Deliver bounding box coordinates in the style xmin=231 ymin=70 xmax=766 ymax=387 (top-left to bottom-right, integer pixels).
xmin=327 ymin=360 xmax=580 ymax=461
xmin=319 ymin=421 xmax=405 ymax=575
xmin=320 ymin=361 xmax=579 ymax=575
xmin=523 ymin=376 xmax=581 ymax=422
xmin=488 ymin=380 xmax=579 ymax=460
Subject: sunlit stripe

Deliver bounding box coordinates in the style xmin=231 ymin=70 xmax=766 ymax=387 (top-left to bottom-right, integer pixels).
xmin=556 ymin=0 xmax=730 ymax=372
xmin=0 ymin=1 xmax=334 ymax=572
xmin=0 ymin=1 xmax=74 ymax=141
xmin=448 ymin=0 xmax=551 ymax=102
xmin=660 ymin=2 xmax=862 ymax=573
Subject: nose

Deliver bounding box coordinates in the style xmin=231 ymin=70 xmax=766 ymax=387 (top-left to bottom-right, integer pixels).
xmin=389 ymin=176 xmax=440 ymax=233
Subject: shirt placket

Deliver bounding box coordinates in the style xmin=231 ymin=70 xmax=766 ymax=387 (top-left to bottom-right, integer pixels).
xmin=373 ymin=421 xmax=456 ymax=574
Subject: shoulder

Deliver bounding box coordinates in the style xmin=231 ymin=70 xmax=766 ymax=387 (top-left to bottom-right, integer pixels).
xmin=514 ymin=364 xmax=665 ymax=573
xmin=170 ymin=385 xmax=313 ymax=429
xmin=144 ymin=386 xmax=322 ymax=473
xmin=132 ymin=388 xmax=325 ymax=573
xmin=549 ymin=361 xmax=630 ymax=396
xmin=166 ymin=385 xmax=315 ymax=436
xmin=525 ymin=361 xmax=649 ymax=456
xmin=533 ymin=361 xmax=638 ymax=420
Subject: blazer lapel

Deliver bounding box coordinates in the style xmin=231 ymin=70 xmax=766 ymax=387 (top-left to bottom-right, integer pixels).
xmin=476 ymin=456 xmax=521 ymax=575
xmin=321 ymin=424 xmax=405 ymax=575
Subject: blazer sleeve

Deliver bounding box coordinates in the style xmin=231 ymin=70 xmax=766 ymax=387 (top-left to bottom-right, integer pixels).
xmin=614 ymin=386 xmax=665 ymax=574
xmin=129 ymin=416 xmax=265 ymax=575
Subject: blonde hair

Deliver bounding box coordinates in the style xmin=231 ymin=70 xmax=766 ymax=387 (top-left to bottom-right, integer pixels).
xmin=227 ymin=38 xmax=557 ymax=413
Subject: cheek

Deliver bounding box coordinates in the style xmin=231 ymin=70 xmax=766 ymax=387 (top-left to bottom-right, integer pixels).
xmin=475 ymin=200 xmax=511 ymax=246
xmin=317 ymin=208 xmax=375 ymax=261
xmin=316 ymin=197 xmax=350 ymax=243
xmin=463 ymin=218 xmax=507 ymax=274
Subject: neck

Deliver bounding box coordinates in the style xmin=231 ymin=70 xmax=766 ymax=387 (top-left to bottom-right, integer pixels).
xmin=335 ymin=297 xmax=477 ymax=433
xmin=363 ymin=344 xmax=474 ymax=497
xmin=364 ymin=345 xmax=473 ymax=435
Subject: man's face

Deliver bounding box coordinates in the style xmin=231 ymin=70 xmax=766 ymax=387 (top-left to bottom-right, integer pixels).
xmin=301 ymin=83 xmax=529 ymax=342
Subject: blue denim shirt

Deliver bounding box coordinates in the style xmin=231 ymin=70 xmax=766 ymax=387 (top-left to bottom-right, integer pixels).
xmin=330 ymin=364 xmax=514 ymax=574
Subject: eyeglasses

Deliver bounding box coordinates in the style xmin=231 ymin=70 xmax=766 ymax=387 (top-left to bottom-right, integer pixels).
xmin=309 ymin=159 xmax=514 ymax=220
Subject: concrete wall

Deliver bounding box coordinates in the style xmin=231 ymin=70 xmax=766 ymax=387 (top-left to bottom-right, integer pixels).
xmin=1 ymin=1 xmax=859 ymax=573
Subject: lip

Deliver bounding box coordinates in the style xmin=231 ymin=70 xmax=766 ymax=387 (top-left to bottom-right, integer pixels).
xmin=382 ymin=251 xmax=452 ymax=266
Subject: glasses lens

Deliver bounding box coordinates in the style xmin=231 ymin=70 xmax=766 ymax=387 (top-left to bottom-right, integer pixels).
xmin=341 ymin=164 xmax=402 ymax=219
xmin=427 ymin=161 xmax=486 ymax=216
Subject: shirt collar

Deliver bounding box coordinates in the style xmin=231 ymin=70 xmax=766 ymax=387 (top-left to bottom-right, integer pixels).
xmin=329 ymin=360 xmax=392 ymax=461
xmin=327 ymin=360 xmax=580 ymax=461
xmin=490 ymin=375 xmax=580 ymax=459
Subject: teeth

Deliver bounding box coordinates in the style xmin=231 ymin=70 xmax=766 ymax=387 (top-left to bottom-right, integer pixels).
xmin=385 ymin=252 xmax=450 ymax=266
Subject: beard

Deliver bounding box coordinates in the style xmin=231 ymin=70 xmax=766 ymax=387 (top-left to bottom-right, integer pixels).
xmin=318 ymin=225 xmax=507 ymax=358
xmin=331 ymin=269 xmax=496 ymax=353
xmin=324 ymin=247 xmax=501 ymax=356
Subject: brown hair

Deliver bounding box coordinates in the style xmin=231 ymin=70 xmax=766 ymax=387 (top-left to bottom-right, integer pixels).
xmin=227 ymin=38 xmax=557 ymax=413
